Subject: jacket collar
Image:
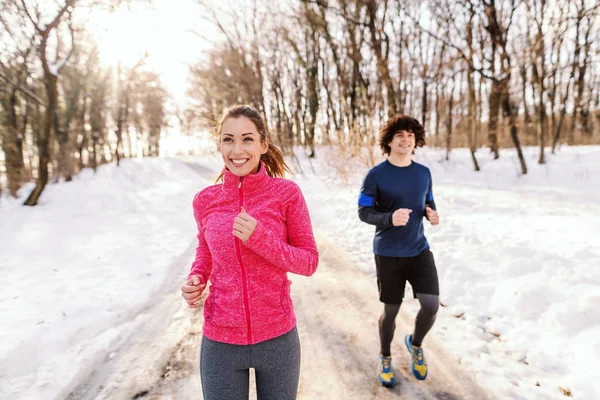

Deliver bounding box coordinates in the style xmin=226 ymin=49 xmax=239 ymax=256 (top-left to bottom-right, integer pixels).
xmin=222 ymin=161 xmax=270 ymax=193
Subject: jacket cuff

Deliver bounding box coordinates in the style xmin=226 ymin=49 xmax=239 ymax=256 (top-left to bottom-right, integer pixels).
xmin=386 ymin=212 xmax=394 ymax=226
xmin=243 ymin=221 xmax=269 ymax=252
xmin=187 ymin=268 xmax=208 ymax=284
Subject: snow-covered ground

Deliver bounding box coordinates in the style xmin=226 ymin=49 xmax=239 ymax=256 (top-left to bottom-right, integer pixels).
xmin=291 ymin=144 xmax=600 ymax=400
xmin=0 ymin=158 xmax=211 ymax=399
xmin=1 ymin=145 xmax=598 ymax=399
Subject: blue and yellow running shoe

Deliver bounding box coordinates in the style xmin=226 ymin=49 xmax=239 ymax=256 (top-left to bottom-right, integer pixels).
xmin=405 ymin=334 xmax=428 ymax=380
xmin=377 ymin=354 xmax=396 ymax=387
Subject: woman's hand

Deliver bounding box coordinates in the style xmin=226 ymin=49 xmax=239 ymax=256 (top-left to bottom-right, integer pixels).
xmin=233 ymin=207 xmax=258 ymax=242
xmin=181 ymin=275 xmax=207 ymax=308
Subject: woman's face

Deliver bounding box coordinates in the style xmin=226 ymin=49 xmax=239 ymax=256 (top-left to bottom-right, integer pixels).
xmin=220 ymin=116 xmax=268 ymax=177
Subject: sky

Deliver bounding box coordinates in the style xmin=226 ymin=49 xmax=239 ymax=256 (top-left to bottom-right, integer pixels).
xmin=88 ymin=0 xmax=216 ymax=103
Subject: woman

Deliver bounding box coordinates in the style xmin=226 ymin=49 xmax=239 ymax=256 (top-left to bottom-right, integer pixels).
xmin=181 ymin=104 xmax=319 ymax=400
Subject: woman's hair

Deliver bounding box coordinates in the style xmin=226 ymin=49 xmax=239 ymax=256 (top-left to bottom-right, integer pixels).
xmin=213 ymin=105 xmax=290 ymax=182
xmin=379 ymin=115 xmax=426 ymax=155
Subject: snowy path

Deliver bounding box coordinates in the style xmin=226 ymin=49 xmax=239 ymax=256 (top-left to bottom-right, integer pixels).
xmin=67 ymin=230 xmax=492 ymax=400
xmin=65 ymin=242 xmax=201 ymax=400
xmin=294 ymin=231 xmax=492 ymax=400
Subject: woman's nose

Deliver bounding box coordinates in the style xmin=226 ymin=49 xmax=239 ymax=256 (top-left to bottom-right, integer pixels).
xmin=233 ymin=141 xmax=244 ymax=153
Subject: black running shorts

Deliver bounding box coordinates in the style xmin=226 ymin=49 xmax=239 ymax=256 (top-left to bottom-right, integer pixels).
xmin=374 ymin=250 xmax=439 ymax=304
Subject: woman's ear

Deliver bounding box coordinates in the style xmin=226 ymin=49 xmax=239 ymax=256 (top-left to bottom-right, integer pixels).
xmin=261 ymin=140 xmax=269 ymax=155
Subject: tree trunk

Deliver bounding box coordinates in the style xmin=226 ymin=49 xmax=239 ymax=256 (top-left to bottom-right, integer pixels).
xmin=552 ymin=56 xmax=577 ymax=153
xmin=366 ymin=0 xmax=396 ymax=117
xmin=535 ymin=32 xmax=546 ymax=165
xmin=422 ymin=81 xmax=429 ymax=128
xmin=465 ymin=10 xmax=480 ymax=171
xmin=115 ymin=107 xmax=123 ymax=166
xmin=568 ymin=6 xmax=584 ymax=143
xmin=435 ymin=82 xmax=441 ymax=147
xmin=468 ymin=69 xmax=480 ymax=171
xmin=445 ymin=79 xmax=454 ymax=161
xmin=25 ymin=72 xmax=57 ymax=206
xmin=114 ymin=93 xmax=130 ymax=166
xmin=56 ymin=78 xmax=81 ymax=182
xmin=305 ymin=30 xmax=319 ymax=158
xmin=23 ymin=0 xmax=74 ymax=205
xmin=396 ymin=17 xmax=405 ymax=114
xmin=488 ymin=80 xmax=501 ymax=159
xmin=502 ymin=84 xmax=527 ymax=175
xmin=77 ymin=92 xmax=88 ymax=170
xmin=578 ymin=20 xmax=593 ymax=136
xmin=520 ymin=64 xmax=530 ymax=124
xmin=315 ymin=0 xmax=351 ymax=134
xmin=2 ymin=90 xmax=26 ymax=197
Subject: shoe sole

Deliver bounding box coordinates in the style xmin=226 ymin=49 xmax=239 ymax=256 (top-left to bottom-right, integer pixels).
xmin=378 ymin=377 xmax=396 ymax=387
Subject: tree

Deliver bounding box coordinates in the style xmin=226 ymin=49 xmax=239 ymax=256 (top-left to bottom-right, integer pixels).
xmin=0 ymin=2 xmax=39 ymax=196
xmin=21 ymin=0 xmax=76 ymax=206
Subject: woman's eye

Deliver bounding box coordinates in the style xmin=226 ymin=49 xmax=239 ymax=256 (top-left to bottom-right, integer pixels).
xmin=244 ymin=137 xmax=254 ymax=142
xmin=222 ymin=137 xmax=232 ymax=142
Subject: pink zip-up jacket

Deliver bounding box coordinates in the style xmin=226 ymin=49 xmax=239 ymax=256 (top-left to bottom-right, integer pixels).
xmin=188 ymin=163 xmax=319 ymax=345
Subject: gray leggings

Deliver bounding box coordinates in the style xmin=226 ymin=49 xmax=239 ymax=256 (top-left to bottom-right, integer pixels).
xmin=379 ymin=293 xmax=440 ymax=356
xmin=200 ymin=327 xmax=301 ymax=400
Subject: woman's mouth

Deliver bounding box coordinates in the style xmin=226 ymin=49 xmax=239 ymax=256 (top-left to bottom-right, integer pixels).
xmin=230 ymin=158 xmax=249 ymax=167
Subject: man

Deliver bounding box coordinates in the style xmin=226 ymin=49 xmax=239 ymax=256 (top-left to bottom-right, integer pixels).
xmin=358 ymin=114 xmax=440 ymax=387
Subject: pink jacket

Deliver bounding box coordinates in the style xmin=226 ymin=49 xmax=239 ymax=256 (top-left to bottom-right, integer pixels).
xmin=188 ymin=163 xmax=319 ymax=345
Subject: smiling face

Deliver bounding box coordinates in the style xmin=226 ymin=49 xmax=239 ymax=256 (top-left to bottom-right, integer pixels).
xmin=389 ymin=130 xmax=416 ymax=156
xmin=220 ymin=116 xmax=269 ymax=177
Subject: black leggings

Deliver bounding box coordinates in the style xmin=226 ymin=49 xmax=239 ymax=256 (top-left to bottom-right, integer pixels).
xmin=200 ymin=327 xmax=301 ymax=400
xmin=379 ymin=293 xmax=439 ymax=356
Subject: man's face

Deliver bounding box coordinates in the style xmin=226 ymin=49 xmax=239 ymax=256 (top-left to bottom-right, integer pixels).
xmin=389 ymin=130 xmax=415 ymax=156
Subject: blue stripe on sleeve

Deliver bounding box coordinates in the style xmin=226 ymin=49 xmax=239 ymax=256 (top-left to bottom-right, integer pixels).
xmin=427 ymin=192 xmax=434 ymax=202
xmin=358 ymin=193 xmax=374 ymax=207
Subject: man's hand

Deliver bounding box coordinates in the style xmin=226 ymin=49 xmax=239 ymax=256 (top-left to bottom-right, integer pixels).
xmin=233 ymin=207 xmax=258 ymax=242
xmin=392 ymin=208 xmax=412 ymax=226
xmin=426 ymin=206 xmax=439 ymax=226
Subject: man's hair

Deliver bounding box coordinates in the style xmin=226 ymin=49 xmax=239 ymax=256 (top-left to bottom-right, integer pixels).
xmin=379 ymin=115 xmax=426 ymax=155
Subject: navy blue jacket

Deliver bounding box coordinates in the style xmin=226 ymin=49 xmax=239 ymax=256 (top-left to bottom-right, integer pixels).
xmin=358 ymin=160 xmax=436 ymax=257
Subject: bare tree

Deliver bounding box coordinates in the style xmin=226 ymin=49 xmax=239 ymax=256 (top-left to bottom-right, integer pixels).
xmin=0 ymin=2 xmax=38 ymax=196
xmin=527 ymin=0 xmax=548 ymax=164
xmin=569 ymin=0 xmax=595 ymax=140
xmin=21 ymin=0 xmax=76 ymax=206
xmin=113 ymin=56 xmax=147 ymax=165
xmin=366 ymin=0 xmax=397 ymax=118
xmin=185 ymin=0 xmax=599 ymax=174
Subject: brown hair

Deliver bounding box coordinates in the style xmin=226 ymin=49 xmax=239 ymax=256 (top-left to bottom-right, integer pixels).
xmin=213 ymin=105 xmax=290 ymax=182
xmin=379 ymin=115 xmax=426 ymax=155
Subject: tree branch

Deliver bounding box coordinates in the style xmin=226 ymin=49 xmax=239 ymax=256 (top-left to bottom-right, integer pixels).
xmin=20 ymin=0 xmax=42 ymax=33
xmin=411 ymin=14 xmax=496 ymax=82
xmin=0 ymin=70 xmax=45 ymax=105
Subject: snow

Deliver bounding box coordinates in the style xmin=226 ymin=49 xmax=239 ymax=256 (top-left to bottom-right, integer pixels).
xmin=48 ymin=58 xmax=68 ymax=76
xmin=290 ymin=144 xmax=600 ymax=400
xmin=0 ymin=158 xmax=211 ymax=399
xmin=1 ymin=145 xmax=599 ymax=399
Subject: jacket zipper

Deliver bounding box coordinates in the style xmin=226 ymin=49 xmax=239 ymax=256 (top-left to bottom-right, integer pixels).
xmin=234 ymin=176 xmax=253 ymax=344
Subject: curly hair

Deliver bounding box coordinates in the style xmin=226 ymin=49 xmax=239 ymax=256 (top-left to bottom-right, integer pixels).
xmin=379 ymin=115 xmax=426 ymax=155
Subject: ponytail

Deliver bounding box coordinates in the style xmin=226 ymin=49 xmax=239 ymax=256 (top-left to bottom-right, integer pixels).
xmin=261 ymin=143 xmax=291 ymax=178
